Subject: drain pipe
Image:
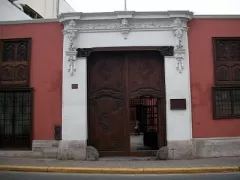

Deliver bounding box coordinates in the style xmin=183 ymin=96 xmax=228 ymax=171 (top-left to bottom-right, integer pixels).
xmin=56 ymin=0 xmax=60 ymax=16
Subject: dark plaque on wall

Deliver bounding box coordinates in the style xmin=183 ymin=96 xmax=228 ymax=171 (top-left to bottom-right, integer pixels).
xmin=170 ymin=99 xmax=186 ymax=110
xmin=71 ymin=84 xmax=78 ymax=89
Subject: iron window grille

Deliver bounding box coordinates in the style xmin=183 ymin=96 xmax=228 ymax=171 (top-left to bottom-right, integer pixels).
xmin=212 ymin=87 xmax=240 ymax=119
xmin=0 ymin=88 xmax=33 ymax=149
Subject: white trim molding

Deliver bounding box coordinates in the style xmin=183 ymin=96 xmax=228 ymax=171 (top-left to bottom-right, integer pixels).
xmin=59 ymin=11 xmax=194 ymax=159
xmin=172 ymin=18 xmax=187 ymax=73
xmin=1 ymin=14 xmax=240 ymax=26
xmin=64 ymin=20 xmax=78 ymax=76
xmin=59 ymin=11 xmax=193 ymax=76
xmin=193 ymin=15 xmax=240 ymax=19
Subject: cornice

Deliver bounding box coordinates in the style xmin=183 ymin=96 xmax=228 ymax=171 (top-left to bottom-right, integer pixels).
xmin=58 ymin=12 xmax=82 ymax=22
xmin=59 ymin=11 xmax=193 ymax=22
xmin=0 ymin=18 xmax=58 ymax=25
xmin=193 ymin=15 xmax=240 ymax=19
xmin=60 ymin=11 xmax=192 ymax=34
xmin=60 ymin=11 xmax=193 ymax=75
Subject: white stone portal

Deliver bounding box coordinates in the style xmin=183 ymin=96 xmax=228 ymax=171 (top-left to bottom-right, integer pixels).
xmin=165 ymin=57 xmax=192 ymax=141
xmin=59 ymin=11 xmax=193 ymax=158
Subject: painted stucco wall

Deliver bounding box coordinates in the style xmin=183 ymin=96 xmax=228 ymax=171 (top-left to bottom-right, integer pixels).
xmin=0 ymin=22 xmax=63 ymax=140
xmin=0 ymin=0 xmax=31 ymax=21
xmin=188 ymin=18 xmax=240 ymax=138
xmin=59 ymin=0 xmax=75 ymax=14
xmin=18 ymin=0 xmax=74 ymax=18
xmin=18 ymin=0 xmax=56 ymax=18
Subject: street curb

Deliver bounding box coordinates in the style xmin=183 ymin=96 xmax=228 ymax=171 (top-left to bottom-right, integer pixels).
xmin=0 ymin=165 xmax=239 ymax=174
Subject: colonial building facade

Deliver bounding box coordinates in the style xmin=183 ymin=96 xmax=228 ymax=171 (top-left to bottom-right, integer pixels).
xmin=0 ymin=11 xmax=240 ymax=160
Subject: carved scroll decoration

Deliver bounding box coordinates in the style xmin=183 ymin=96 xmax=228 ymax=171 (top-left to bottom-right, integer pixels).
xmin=172 ymin=18 xmax=187 ymax=73
xmin=65 ymin=20 xmax=79 ymax=76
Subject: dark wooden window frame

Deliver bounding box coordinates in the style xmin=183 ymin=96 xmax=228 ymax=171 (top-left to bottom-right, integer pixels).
xmin=0 ymin=38 xmax=33 ymax=149
xmin=212 ymin=37 xmax=240 ymax=119
xmin=0 ymin=38 xmax=32 ymax=88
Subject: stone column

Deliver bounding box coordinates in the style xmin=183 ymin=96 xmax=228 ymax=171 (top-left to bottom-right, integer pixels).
xmin=163 ymin=18 xmax=193 ymax=160
xmin=164 ymin=56 xmax=193 ymax=159
xmin=58 ymin=20 xmax=87 ymax=160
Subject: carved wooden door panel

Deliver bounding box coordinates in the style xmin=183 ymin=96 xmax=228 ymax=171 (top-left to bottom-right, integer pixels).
xmin=127 ymin=51 xmax=166 ymax=148
xmin=127 ymin=51 xmax=165 ymax=99
xmin=88 ymin=52 xmax=127 ymax=155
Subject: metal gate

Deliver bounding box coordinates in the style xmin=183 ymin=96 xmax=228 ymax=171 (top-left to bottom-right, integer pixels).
xmin=0 ymin=89 xmax=33 ymax=149
xmin=130 ymin=96 xmax=161 ymax=149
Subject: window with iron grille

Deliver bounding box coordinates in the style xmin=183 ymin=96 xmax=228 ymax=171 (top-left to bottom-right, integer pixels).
xmin=212 ymin=37 xmax=240 ymax=119
xmin=0 ymin=38 xmax=32 ymax=149
xmin=0 ymin=89 xmax=33 ymax=149
xmin=213 ymin=87 xmax=240 ymax=118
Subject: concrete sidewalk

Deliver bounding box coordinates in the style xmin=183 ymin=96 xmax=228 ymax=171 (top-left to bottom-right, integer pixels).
xmin=0 ymin=157 xmax=240 ymax=174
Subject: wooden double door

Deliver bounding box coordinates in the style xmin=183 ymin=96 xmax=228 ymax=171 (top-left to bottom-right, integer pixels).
xmin=87 ymin=50 xmax=166 ymax=156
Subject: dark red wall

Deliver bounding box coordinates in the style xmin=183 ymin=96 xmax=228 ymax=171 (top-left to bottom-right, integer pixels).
xmin=0 ymin=22 xmax=63 ymax=140
xmin=188 ymin=18 xmax=240 ymax=138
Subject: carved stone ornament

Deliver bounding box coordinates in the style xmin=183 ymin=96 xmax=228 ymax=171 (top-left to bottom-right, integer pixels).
xmin=120 ymin=18 xmax=130 ymax=39
xmin=66 ymin=51 xmax=77 ymax=76
xmin=172 ymin=18 xmax=186 ymax=49
xmin=172 ymin=18 xmax=187 ymax=73
xmin=67 ymin=20 xmax=78 ymax=51
xmin=174 ymin=49 xmax=185 ymax=73
xmin=77 ymin=20 xmax=170 ymax=40
xmin=65 ymin=20 xmax=79 ymax=76
xmin=78 ymin=21 xmax=169 ymax=31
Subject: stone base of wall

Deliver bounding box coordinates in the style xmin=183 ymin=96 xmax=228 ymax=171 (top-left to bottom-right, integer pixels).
xmin=0 ymin=140 xmax=87 ymax=160
xmin=193 ymin=137 xmax=240 ymax=158
xmin=166 ymin=138 xmax=240 ymax=159
xmin=0 ymin=140 xmax=60 ymax=159
xmin=0 ymin=150 xmax=43 ymax=158
xmin=57 ymin=140 xmax=86 ymax=160
xmin=167 ymin=140 xmax=194 ymax=160
xmin=32 ymin=140 xmax=60 ymax=158
xmin=1 ymin=138 xmax=240 ymax=160
xmin=32 ymin=140 xmax=87 ymax=160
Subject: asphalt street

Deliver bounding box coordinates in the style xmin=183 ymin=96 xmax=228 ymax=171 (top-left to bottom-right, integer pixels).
xmin=0 ymin=171 xmax=240 ymax=180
